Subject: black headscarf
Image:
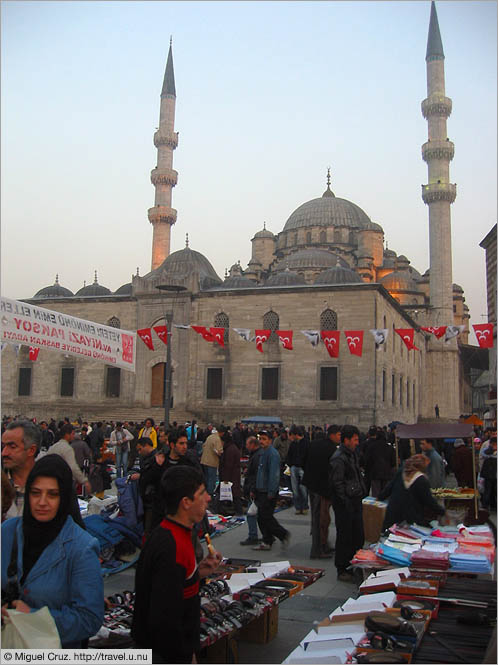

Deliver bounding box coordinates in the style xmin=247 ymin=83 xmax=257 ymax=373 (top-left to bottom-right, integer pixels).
xmin=21 ymin=455 xmax=82 ymax=582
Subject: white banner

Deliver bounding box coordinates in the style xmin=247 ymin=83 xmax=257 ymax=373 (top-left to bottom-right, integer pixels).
xmin=0 ymin=297 xmax=136 ymax=372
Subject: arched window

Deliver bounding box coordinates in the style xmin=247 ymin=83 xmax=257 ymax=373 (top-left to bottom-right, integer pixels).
xmin=320 ymin=230 xmax=326 ymax=244
xmin=383 ymin=315 xmax=387 ymax=353
xmin=293 ymin=233 xmax=298 ymax=246
xmin=306 ymin=231 xmax=312 ymax=244
xmin=349 ymin=230 xmax=355 ymax=245
xmin=214 ymin=311 xmax=230 ymax=346
xmin=263 ymin=310 xmax=279 ymax=345
xmin=334 ymin=228 xmax=341 ymax=244
xmin=107 ymin=316 xmax=121 ymax=328
xmin=320 ymin=308 xmax=338 ymax=331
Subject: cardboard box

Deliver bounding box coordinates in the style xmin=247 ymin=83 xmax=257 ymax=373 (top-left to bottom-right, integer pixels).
xmin=239 ymin=605 xmax=279 ymax=644
xmin=362 ymin=501 xmax=386 ymax=543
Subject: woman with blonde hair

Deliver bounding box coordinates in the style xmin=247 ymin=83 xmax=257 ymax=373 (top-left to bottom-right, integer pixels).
xmin=379 ymin=454 xmax=445 ymax=529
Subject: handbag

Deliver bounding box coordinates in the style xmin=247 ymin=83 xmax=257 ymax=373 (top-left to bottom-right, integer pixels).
xmin=2 ymin=607 xmax=61 ymax=648
xmin=219 ymin=482 xmax=233 ymax=502
xmin=247 ymin=500 xmax=258 ymax=516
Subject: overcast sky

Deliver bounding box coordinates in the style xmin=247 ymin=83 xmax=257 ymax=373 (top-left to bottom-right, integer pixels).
xmin=1 ymin=1 xmax=496 ymax=343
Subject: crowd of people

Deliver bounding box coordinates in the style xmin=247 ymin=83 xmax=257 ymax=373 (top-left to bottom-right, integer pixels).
xmin=1 ymin=413 xmax=496 ymax=661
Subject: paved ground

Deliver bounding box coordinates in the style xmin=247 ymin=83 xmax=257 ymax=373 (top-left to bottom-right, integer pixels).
xmin=103 ymin=505 xmax=357 ymax=663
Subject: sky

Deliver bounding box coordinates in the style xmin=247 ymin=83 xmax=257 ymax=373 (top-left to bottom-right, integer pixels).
xmin=1 ymin=1 xmax=496 ymax=344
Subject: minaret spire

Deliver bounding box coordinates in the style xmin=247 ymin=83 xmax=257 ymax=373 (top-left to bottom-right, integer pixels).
xmin=421 ymin=1 xmax=459 ymax=419
xmin=148 ymin=40 xmax=179 ymax=270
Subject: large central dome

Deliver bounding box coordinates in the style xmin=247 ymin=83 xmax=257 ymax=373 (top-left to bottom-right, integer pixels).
xmin=283 ymin=187 xmax=379 ymax=232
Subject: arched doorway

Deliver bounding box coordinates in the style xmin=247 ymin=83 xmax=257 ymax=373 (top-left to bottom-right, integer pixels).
xmin=151 ymin=363 xmax=165 ymax=406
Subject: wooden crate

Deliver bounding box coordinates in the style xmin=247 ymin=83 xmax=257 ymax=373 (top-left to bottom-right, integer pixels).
xmin=239 ymin=605 xmax=279 ymax=644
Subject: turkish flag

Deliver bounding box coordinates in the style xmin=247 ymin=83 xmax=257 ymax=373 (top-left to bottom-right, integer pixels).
xmin=29 ymin=346 xmax=40 ymax=361
xmin=255 ymin=329 xmax=271 ymax=353
xmin=209 ymin=327 xmax=225 ymax=347
xmin=137 ymin=328 xmax=154 ymax=350
xmin=344 ymin=330 xmax=364 ymax=356
xmin=153 ymin=325 xmax=168 ymax=346
xmin=473 ymin=323 xmax=494 ymax=348
xmin=395 ymin=328 xmax=419 ymax=351
xmin=276 ymin=330 xmax=293 ymax=350
xmin=421 ymin=326 xmax=447 ymax=339
xmin=321 ymin=330 xmax=340 ymax=358
xmin=191 ymin=325 xmax=215 ymax=343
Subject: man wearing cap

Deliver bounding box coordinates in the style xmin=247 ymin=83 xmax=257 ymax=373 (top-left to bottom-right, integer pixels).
xmin=252 ymin=430 xmax=290 ymax=551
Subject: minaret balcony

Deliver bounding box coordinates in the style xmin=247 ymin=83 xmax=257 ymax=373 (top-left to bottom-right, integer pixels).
xmin=154 ymin=131 xmax=179 ymax=149
xmin=421 ymin=95 xmax=452 ymax=118
xmin=422 ymin=139 xmax=454 ymax=162
xmin=148 ymin=206 xmax=177 ymax=226
xmin=150 ymin=168 xmax=178 ymax=187
xmin=421 ymin=182 xmax=456 ymax=204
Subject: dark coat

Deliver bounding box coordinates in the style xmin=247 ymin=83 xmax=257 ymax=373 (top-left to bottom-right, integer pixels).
xmin=243 ymin=446 xmax=264 ymax=498
xmin=287 ymin=437 xmax=308 ymax=468
xmin=378 ymin=469 xmax=445 ymax=529
xmin=219 ymin=441 xmax=241 ymax=498
xmin=303 ymin=437 xmax=338 ymax=497
xmin=363 ymin=440 xmax=396 ymax=481
xmin=451 ymin=445 xmax=474 ymax=487
xmin=329 ymin=444 xmax=366 ymax=510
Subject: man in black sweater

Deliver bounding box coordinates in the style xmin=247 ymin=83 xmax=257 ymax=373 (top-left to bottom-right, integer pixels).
xmin=303 ymin=424 xmax=341 ymax=558
xmin=132 ymin=466 xmax=222 ymax=663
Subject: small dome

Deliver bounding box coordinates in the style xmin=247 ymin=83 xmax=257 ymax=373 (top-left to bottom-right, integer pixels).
xmin=384 ymin=248 xmax=397 ymax=258
xmin=265 ymin=269 xmax=306 ymax=287
xmin=146 ymin=245 xmax=222 ymax=290
xmin=76 ymin=272 xmax=111 ymax=297
xmin=274 ymin=249 xmax=349 ymax=272
xmin=253 ymin=223 xmax=274 ymax=240
xmin=221 ymin=274 xmax=255 ymax=289
xmin=453 ymin=283 xmax=464 ymax=293
xmin=114 ymin=282 xmax=132 ymax=295
xmin=314 ymin=266 xmax=363 ymax=285
xmin=33 ymin=275 xmax=73 ymax=299
xmin=381 ymin=270 xmax=419 ymax=292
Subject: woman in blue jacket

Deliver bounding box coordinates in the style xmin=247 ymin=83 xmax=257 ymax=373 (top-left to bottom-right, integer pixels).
xmin=1 ymin=455 xmax=104 ymax=647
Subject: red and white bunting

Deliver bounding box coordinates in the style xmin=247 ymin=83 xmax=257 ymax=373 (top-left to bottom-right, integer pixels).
xmin=29 ymin=346 xmax=40 ymax=361
xmin=395 ymin=328 xmax=419 ymax=351
xmin=255 ymin=329 xmax=271 ymax=353
xmin=191 ymin=325 xmax=215 ymax=342
xmin=473 ymin=323 xmax=494 ymax=349
xmin=153 ymin=325 xmax=168 ymax=346
xmin=420 ymin=326 xmax=447 ymax=339
xmin=344 ymin=330 xmax=363 ymax=357
xmin=210 ymin=327 xmax=225 ymax=347
xmin=276 ymin=330 xmax=293 ymax=350
xmin=137 ymin=328 xmax=154 ymax=351
xmin=321 ymin=330 xmax=340 ymax=358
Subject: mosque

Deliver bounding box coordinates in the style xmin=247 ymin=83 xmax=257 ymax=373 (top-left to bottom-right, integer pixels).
xmin=1 ymin=3 xmax=474 ymax=428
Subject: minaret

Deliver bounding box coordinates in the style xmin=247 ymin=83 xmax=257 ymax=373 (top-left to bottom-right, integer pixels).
xmin=421 ymin=1 xmax=456 ymax=324
xmin=421 ymin=2 xmax=459 ymax=419
xmin=148 ymin=38 xmax=178 ymax=270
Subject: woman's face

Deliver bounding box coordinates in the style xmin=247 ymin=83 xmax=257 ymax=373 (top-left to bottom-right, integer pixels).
xmin=145 ymin=420 xmax=152 ymax=428
xmin=29 ymin=476 xmax=60 ymax=522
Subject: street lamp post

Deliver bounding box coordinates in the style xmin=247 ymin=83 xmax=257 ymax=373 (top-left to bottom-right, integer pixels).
xmin=156 ymin=284 xmax=186 ymax=428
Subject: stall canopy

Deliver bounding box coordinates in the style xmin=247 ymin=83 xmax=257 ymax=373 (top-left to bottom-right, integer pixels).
xmin=241 ymin=416 xmax=283 ymax=425
xmin=396 ymin=423 xmax=474 ymax=439
xmin=464 ymin=414 xmax=484 ymax=426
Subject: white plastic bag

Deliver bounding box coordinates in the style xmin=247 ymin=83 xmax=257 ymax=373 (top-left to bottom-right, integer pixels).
xmin=219 ymin=481 xmax=233 ymax=502
xmin=247 ymin=500 xmax=258 ymax=516
xmin=2 ymin=606 xmax=61 ymax=648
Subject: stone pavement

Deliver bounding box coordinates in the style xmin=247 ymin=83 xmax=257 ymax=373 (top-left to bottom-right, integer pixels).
xmin=103 ymin=504 xmax=358 ymax=663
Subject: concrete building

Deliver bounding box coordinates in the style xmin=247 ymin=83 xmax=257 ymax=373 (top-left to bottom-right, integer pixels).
xmin=1 ymin=3 xmax=478 ymax=428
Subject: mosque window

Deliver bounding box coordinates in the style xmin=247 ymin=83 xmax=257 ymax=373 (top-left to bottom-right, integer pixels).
xmin=306 ymin=231 xmax=312 ymax=244
xmin=214 ymin=312 xmax=230 ymax=346
xmin=320 ymin=367 xmax=338 ymax=400
xmin=60 ymin=367 xmax=75 ymax=397
xmin=334 ymin=229 xmax=341 ymax=244
xmin=413 ymin=382 xmax=416 ymax=411
xmin=400 ymin=376 xmax=403 ymax=407
xmin=382 ymin=370 xmax=386 ymax=402
xmin=320 ymin=230 xmax=326 ymax=244
xmin=206 ymin=368 xmax=223 ymax=399
xmin=107 ymin=316 xmax=121 ymax=328
xmin=261 ymin=367 xmax=279 ymax=400
xmin=407 ymin=378 xmax=410 ymax=407
xmin=392 ymin=373 xmax=395 ymax=405
xmin=263 ymin=310 xmax=279 ymax=345
xmin=383 ymin=316 xmax=387 ymax=352
xmin=18 ymin=367 xmax=31 ymax=396
xmin=106 ymin=366 xmax=121 ymax=398
xmin=349 ymin=230 xmax=355 ymax=245
xmin=320 ymin=308 xmax=338 ymax=331
xmin=293 ymin=233 xmax=298 ymax=245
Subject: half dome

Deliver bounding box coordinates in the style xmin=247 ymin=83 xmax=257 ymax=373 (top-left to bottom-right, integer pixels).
xmin=274 ymin=249 xmax=349 ymax=272
xmin=221 ymin=274 xmax=255 ymax=289
xmin=265 ymin=269 xmax=306 ymax=287
xmin=380 ymin=270 xmax=418 ymax=292
xmin=314 ymin=266 xmax=363 ymax=285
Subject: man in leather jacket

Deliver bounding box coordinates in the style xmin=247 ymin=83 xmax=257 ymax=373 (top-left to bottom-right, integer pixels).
xmin=329 ymin=425 xmax=366 ymax=582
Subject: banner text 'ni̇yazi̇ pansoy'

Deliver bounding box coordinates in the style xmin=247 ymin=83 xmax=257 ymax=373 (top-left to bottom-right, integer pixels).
xmin=1 ymin=297 xmax=136 ymax=372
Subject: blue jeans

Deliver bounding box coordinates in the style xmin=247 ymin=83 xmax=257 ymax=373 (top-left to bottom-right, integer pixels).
xmin=115 ymin=447 xmax=129 ymax=479
xmin=247 ymin=513 xmax=259 ymax=540
xmin=290 ymin=465 xmax=308 ymax=511
xmin=202 ymin=465 xmax=218 ymax=497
